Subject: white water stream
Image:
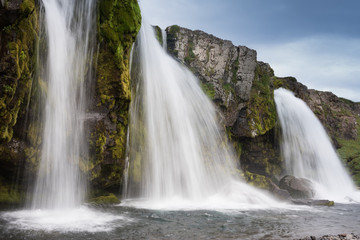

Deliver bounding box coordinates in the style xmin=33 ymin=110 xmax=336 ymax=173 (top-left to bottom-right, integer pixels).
xmin=31 ymin=0 xmax=95 ymax=209
xmin=275 ymin=88 xmax=360 ymax=202
xmin=123 ymin=23 xmax=283 ymax=210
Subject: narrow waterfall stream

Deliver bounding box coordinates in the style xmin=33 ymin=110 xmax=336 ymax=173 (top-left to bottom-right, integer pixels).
xmin=275 ymin=88 xmax=360 ymax=202
xmin=31 ymin=0 xmax=95 ymax=210
xmin=122 ymin=22 xmax=282 ymax=210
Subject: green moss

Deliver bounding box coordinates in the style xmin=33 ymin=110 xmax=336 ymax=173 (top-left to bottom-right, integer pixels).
xmin=166 ymin=25 xmax=180 ymax=57
xmin=273 ymin=78 xmax=284 ymax=89
xmin=0 ymin=0 xmax=38 ymax=143
xmin=242 ymin=171 xmax=271 ymax=190
xmin=184 ymin=40 xmax=196 ymax=64
xmin=153 ymin=25 xmax=163 ymax=46
xmin=200 ymin=82 xmax=215 ymax=100
xmin=246 ymin=64 xmax=276 ymax=137
xmin=88 ymin=0 xmax=141 ymax=192
xmin=168 ymin=25 xmax=180 ymax=36
xmin=337 ymin=117 xmax=360 ymax=186
xmin=0 ymin=184 xmax=22 ymax=205
xmin=88 ymin=193 xmax=120 ymax=205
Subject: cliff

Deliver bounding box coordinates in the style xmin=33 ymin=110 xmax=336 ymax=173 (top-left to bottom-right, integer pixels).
xmin=165 ymin=25 xmax=360 ymax=187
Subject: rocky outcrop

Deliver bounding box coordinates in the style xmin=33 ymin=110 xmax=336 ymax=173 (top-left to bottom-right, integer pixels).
xmin=85 ymin=0 xmax=141 ymax=195
xmin=165 ymin=25 xmax=360 ymax=188
xmin=279 ymin=175 xmax=314 ymax=199
xmin=166 ymin=26 xmax=274 ymax=137
xmin=165 ymin=25 xmax=281 ymax=185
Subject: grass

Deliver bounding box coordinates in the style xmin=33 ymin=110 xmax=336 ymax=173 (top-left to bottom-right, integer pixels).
xmin=337 ymin=117 xmax=360 ymax=186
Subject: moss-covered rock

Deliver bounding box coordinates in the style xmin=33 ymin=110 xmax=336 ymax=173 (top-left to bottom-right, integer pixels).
xmin=245 ymin=62 xmax=276 ymax=137
xmin=0 ymin=0 xmax=38 ymax=204
xmin=0 ymin=0 xmax=38 ymax=142
xmin=87 ymin=0 xmax=141 ymax=196
xmin=88 ymin=193 xmax=120 ymax=205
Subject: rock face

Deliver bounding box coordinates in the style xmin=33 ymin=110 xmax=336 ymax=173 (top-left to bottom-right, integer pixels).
xmin=279 ymin=175 xmax=315 ymax=199
xmin=0 ymin=0 xmax=38 ymax=205
xmin=86 ymin=0 xmax=141 ymax=196
xmin=165 ymin=25 xmax=360 ymax=189
xmin=166 ymin=25 xmax=280 ymax=187
xmin=166 ymin=26 xmax=273 ymax=137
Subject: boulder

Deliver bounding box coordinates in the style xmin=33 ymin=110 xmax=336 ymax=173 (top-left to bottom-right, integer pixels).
xmin=279 ymin=175 xmax=314 ymax=199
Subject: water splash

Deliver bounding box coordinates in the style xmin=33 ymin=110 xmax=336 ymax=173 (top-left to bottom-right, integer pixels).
xmin=123 ymin=22 xmax=283 ymax=210
xmin=32 ymin=0 xmax=95 ymax=209
xmin=275 ymin=88 xmax=360 ymax=202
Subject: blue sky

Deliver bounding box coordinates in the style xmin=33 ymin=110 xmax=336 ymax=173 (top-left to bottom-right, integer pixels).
xmin=140 ymin=0 xmax=360 ymax=102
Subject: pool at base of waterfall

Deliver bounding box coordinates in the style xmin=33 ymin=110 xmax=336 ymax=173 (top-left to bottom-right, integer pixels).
xmin=1 ymin=204 xmax=359 ymax=239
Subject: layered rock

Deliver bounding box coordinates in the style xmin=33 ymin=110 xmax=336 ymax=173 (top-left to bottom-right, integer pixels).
xmin=165 ymin=25 xmax=280 ymax=186
xmin=165 ymin=25 xmax=360 ymax=188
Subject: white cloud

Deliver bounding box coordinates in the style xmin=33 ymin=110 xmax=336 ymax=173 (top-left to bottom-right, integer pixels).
xmin=255 ymin=36 xmax=360 ymax=102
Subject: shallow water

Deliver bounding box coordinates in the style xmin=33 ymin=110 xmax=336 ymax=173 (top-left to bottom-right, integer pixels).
xmin=1 ymin=204 xmax=359 ymax=239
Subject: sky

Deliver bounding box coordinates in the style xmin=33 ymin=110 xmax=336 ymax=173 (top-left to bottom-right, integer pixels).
xmin=140 ymin=0 xmax=360 ymax=102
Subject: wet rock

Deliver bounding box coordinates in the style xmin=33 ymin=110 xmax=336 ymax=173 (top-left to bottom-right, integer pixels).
xmin=296 ymin=233 xmax=360 ymax=240
xmin=291 ymin=199 xmax=334 ymax=206
xmin=279 ymin=175 xmax=315 ymax=199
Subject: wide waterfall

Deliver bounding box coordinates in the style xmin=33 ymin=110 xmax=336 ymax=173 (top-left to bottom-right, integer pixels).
xmin=275 ymin=88 xmax=359 ymax=202
xmin=31 ymin=0 xmax=95 ymax=209
xmin=123 ymin=22 xmax=282 ymax=210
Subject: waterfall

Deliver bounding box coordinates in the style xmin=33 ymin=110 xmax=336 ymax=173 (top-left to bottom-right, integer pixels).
xmin=275 ymin=88 xmax=359 ymax=202
xmin=123 ymin=22 xmax=281 ymax=209
xmin=161 ymin=28 xmax=167 ymax=50
xmin=32 ymin=0 xmax=95 ymax=209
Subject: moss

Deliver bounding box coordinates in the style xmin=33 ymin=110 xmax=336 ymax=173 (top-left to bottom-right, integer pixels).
xmin=0 ymin=182 xmax=22 ymax=205
xmin=184 ymin=40 xmax=196 ymax=64
xmin=246 ymin=64 xmax=276 ymax=137
xmin=166 ymin=25 xmax=180 ymax=57
xmin=89 ymin=0 xmax=141 ymax=192
xmin=168 ymin=25 xmax=180 ymax=36
xmin=200 ymin=82 xmax=215 ymax=100
xmin=153 ymin=25 xmax=163 ymax=46
xmin=242 ymin=171 xmax=272 ymax=190
xmin=337 ymin=117 xmax=360 ymax=186
xmin=88 ymin=193 xmax=120 ymax=205
xmin=0 ymin=0 xmax=38 ymax=143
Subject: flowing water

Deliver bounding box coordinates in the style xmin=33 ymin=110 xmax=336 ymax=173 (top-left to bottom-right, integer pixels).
xmin=1 ymin=204 xmax=360 ymax=239
xmin=275 ymin=88 xmax=360 ymax=202
xmin=31 ymin=0 xmax=95 ymax=209
xmin=123 ymin=22 xmax=282 ymax=209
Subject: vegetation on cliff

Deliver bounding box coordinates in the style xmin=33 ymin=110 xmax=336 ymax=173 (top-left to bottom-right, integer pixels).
xmin=89 ymin=0 xmax=141 ymax=195
xmin=0 ymin=0 xmax=38 ymax=205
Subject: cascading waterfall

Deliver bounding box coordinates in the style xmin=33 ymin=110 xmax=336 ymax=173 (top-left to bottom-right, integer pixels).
xmin=32 ymin=0 xmax=95 ymax=209
xmin=123 ymin=22 xmax=281 ymax=209
xmin=275 ymin=88 xmax=359 ymax=202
